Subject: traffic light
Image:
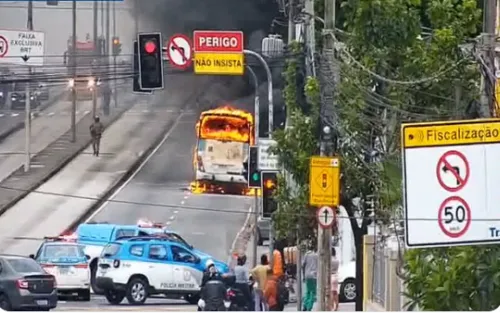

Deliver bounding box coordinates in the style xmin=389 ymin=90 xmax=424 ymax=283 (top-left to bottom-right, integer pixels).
xmin=247 ymin=146 xmax=261 ymax=188
xmin=138 ymin=32 xmax=164 ymax=90
xmin=133 ymin=41 xmax=152 ymax=94
xmin=112 ymin=36 xmax=122 ymax=56
xmin=262 ymin=171 xmax=278 ymax=219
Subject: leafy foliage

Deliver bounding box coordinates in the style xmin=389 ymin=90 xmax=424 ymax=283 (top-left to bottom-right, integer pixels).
xmin=271 ymin=42 xmax=321 ymax=241
xmin=404 ymin=246 xmax=500 ymax=311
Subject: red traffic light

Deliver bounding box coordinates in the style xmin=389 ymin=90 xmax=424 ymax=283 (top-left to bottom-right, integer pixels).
xmin=144 ymin=41 xmax=157 ymax=54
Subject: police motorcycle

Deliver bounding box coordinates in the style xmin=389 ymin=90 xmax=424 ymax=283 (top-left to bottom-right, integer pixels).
xmin=225 ymin=274 xmax=255 ymax=311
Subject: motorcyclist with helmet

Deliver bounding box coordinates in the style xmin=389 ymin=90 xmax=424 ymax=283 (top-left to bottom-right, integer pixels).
xmin=199 ymin=259 xmax=227 ymax=311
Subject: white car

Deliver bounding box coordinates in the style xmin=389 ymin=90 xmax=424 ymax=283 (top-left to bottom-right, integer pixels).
xmin=338 ymin=261 xmax=357 ymax=302
xmin=31 ymin=239 xmax=91 ymax=301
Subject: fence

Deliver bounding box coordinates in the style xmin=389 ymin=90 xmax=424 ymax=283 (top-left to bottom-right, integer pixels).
xmin=363 ymin=235 xmax=409 ymax=311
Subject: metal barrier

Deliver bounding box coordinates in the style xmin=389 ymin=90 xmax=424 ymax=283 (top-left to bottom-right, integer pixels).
xmin=364 ymin=235 xmax=409 ymax=311
xmin=372 ymin=242 xmax=386 ymax=307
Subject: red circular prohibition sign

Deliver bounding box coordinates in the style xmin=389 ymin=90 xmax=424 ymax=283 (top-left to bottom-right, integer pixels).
xmin=0 ymin=36 xmax=8 ymax=58
xmin=438 ymin=196 xmax=471 ymax=238
xmin=436 ymin=150 xmax=469 ymax=192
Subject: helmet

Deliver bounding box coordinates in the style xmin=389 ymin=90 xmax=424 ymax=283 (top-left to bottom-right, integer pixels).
xmin=94 ymin=116 xmax=100 ymax=122
xmin=205 ymin=259 xmax=215 ymax=270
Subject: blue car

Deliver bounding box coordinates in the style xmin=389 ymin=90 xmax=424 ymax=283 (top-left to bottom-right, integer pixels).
xmin=95 ymin=236 xmax=229 ymax=305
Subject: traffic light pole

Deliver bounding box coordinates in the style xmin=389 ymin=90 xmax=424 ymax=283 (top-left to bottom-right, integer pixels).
xmin=112 ymin=0 xmax=117 ymax=107
xmin=243 ymin=49 xmax=275 ymax=265
xmin=246 ymin=65 xmax=260 ymax=268
xmin=71 ymin=0 xmax=77 ymax=142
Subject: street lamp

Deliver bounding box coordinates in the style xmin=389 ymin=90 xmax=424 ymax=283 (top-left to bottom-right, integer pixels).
xmin=68 ymin=78 xmax=74 ymax=88
xmin=87 ymin=78 xmax=95 ymax=88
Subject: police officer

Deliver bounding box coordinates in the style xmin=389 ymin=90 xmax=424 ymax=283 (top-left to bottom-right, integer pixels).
xmin=89 ymin=116 xmax=104 ymax=156
xmin=199 ymin=260 xmax=226 ymax=311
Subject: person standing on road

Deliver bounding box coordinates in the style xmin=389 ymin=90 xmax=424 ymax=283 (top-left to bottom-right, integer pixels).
xmin=251 ymin=254 xmax=270 ymax=311
xmin=301 ymin=242 xmax=318 ymax=311
xmin=89 ymin=116 xmax=104 ymax=156
xmin=264 ymin=269 xmax=279 ymax=311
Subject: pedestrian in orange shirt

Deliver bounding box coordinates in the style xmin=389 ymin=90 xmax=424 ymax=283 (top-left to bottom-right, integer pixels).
xmin=264 ymin=269 xmax=280 ymax=311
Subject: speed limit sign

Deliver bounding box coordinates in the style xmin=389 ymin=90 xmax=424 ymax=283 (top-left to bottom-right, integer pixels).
xmin=438 ymin=196 xmax=471 ymax=238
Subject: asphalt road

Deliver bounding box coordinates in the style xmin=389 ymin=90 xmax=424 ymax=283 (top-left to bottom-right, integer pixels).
xmin=87 ymin=105 xmax=253 ymax=263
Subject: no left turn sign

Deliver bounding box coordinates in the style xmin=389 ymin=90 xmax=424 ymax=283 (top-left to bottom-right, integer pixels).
xmin=436 ymin=150 xmax=469 ymax=192
xmin=167 ymin=34 xmax=192 ymax=69
xmin=0 ymin=36 xmax=8 ymax=57
xmin=438 ymin=196 xmax=471 ymax=238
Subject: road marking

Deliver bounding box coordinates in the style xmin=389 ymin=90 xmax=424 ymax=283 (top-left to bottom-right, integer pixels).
xmin=173 ymin=210 xmax=179 ymax=214
xmin=84 ymin=112 xmax=186 ymax=222
xmin=183 ymin=195 xmax=188 ymax=199
xmin=169 ymin=215 xmax=175 ymax=221
xmin=180 ymin=200 xmax=185 ymax=205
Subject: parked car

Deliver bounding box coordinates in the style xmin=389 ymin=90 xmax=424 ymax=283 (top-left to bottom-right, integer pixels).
xmin=338 ymin=261 xmax=357 ymax=302
xmin=0 ymin=254 xmax=58 ymax=311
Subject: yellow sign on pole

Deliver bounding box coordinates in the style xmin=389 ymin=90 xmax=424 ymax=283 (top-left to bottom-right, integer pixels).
xmin=194 ymin=52 xmax=244 ymax=75
xmin=309 ymin=156 xmax=340 ymax=207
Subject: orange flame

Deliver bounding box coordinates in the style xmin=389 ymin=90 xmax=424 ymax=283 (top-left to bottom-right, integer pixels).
xmin=196 ymin=106 xmax=254 ymax=144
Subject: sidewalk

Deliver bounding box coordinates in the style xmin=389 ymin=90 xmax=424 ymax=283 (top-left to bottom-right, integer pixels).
xmin=0 ymin=88 xmax=136 ymax=219
xmin=0 ymin=95 xmax=193 ymax=254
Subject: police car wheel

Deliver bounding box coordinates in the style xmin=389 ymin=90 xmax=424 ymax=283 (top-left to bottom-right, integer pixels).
xmin=78 ymin=289 xmax=91 ymax=301
xmin=185 ymin=294 xmax=200 ymax=305
xmin=104 ymin=289 xmax=125 ymax=305
xmin=126 ymin=278 xmax=149 ymax=305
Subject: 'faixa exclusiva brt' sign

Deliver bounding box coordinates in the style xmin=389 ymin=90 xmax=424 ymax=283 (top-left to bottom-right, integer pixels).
xmin=193 ymin=30 xmax=244 ymax=75
xmin=0 ymin=29 xmax=45 ymax=66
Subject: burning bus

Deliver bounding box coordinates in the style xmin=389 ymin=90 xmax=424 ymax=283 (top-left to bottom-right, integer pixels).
xmin=191 ymin=106 xmax=254 ymax=194
xmin=64 ymin=35 xmax=102 ymax=100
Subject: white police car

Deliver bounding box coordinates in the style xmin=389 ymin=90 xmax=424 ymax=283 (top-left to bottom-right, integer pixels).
xmin=95 ymin=236 xmax=230 ymax=305
xmin=30 ymin=237 xmax=91 ymax=300
xmin=68 ymin=220 xmax=197 ymax=294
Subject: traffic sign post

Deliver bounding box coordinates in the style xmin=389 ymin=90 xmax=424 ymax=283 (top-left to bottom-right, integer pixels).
xmin=257 ymin=138 xmax=279 ymax=171
xmin=309 ymin=156 xmax=340 ymax=207
xmin=402 ymin=119 xmax=500 ymax=248
xmin=317 ymin=206 xmax=335 ymax=229
xmin=193 ymin=31 xmax=244 ymax=75
xmin=167 ymin=34 xmax=192 ymax=69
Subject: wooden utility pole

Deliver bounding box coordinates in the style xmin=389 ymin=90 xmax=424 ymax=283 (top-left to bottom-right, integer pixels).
xmin=317 ymin=0 xmax=335 ymax=310
xmin=480 ymin=0 xmax=497 ymax=117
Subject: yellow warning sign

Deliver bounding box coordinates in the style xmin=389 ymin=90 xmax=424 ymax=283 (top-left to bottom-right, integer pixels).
xmin=194 ymin=52 xmax=244 ymax=75
xmin=402 ymin=119 xmax=500 ymax=148
xmin=309 ymin=156 xmax=340 ymax=207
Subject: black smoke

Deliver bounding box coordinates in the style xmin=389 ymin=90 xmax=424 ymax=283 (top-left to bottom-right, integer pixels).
xmin=130 ymin=0 xmax=286 ymax=136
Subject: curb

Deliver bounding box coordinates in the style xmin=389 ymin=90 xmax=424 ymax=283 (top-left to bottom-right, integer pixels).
xmin=0 ymin=89 xmax=66 ymax=144
xmin=0 ymin=91 xmax=136 ymax=218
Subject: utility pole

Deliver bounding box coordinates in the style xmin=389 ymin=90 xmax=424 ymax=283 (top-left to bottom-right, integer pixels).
xmin=304 ymin=0 xmax=316 ymax=77
xmin=24 ymin=0 xmax=33 ymax=172
xmin=112 ymin=0 xmax=117 ymax=107
xmin=480 ymin=0 xmax=496 ymax=117
xmin=288 ymin=0 xmax=295 ymax=42
xmin=92 ymin=0 xmax=98 ymax=116
xmin=71 ymin=0 xmax=77 ymax=142
xmin=317 ymin=0 xmax=336 ymax=309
